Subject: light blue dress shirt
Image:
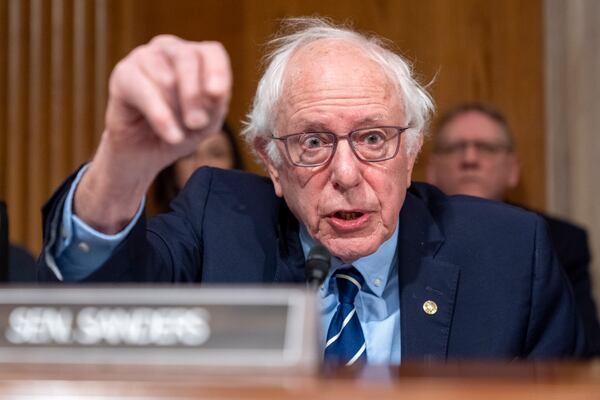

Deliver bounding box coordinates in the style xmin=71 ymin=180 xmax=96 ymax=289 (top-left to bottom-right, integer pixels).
xmin=54 ymin=169 xmax=401 ymax=364
xmin=299 ymin=225 xmax=401 ymax=365
xmin=52 ymin=165 xmax=144 ymax=281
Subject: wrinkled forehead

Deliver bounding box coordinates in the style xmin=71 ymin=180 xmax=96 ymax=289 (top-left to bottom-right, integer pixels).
xmin=284 ymin=39 xmax=390 ymax=84
xmin=277 ymin=39 xmax=403 ymax=124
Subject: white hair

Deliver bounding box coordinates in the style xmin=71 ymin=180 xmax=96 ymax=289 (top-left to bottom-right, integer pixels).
xmin=241 ymin=17 xmax=435 ymax=164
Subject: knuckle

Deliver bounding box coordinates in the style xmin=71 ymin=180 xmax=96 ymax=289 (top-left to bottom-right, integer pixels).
xmin=150 ymin=34 xmax=179 ymax=46
xmin=201 ymin=41 xmax=225 ymax=52
xmin=109 ymin=60 xmax=133 ymax=94
xmin=172 ymin=45 xmax=191 ymax=62
xmin=128 ymin=44 xmax=150 ymax=62
xmin=199 ymin=41 xmax=229 ymax=63
xmin=176 ymin=57 xmax=197 ymax=77
xmin=111 ymin=59 xmax=127 ymax=78
xmin=159 ymin=72 xmax=176 ymax=91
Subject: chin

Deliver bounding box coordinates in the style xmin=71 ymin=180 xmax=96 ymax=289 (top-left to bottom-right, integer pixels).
xmin=323 ymin=237 xmax=381 ymax=263
xmin=454 ymin=184 xmax=487 ymax=198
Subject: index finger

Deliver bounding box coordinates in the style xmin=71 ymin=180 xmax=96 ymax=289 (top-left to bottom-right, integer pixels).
xmin=195 ymin=41 xmax=232 ymax=100
xmin=161 ymin=40 xmax=232 ymax=131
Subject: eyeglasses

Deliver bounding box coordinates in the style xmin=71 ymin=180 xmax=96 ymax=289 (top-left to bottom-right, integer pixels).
xmin=271 ymin=126 xmax=410 ymax=167
xmin=434 ymin=140 xmax=512 ymax=157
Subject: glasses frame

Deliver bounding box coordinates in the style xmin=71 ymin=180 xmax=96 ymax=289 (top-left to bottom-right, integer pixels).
xmin=271 ymin=126 xmax=411 ymax=167
xmin=433 ymin=140 xmax=513 ymax=157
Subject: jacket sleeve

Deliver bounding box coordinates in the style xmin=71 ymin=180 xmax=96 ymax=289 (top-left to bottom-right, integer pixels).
xmin=524 ymin=216 xmax=586 ymax=358
xmin=37 ymin=167 xmax=215 ymax=283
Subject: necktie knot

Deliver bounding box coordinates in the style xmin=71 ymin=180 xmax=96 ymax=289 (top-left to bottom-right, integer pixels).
xmin=334 ymin=267 xmax=364 ymax=305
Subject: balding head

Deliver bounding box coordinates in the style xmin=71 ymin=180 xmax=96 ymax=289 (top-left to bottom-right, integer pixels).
xmin=427 ymin=104 xmax=520 ymax=201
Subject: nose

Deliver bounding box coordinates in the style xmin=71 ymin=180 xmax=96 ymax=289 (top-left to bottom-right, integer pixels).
xmin=329 ymin=139 xmax=362 ymax=191
xmin=459 ymin=143 xmax=480 ymax=169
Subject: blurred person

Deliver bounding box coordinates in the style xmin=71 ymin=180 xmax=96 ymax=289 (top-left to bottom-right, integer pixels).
xmin=153 ymin=122 xmax=243 ymax=213
xmin=38 ymin=19 xmax=583 ymax=363
xmin=427 ymin=102 xmax=600 ymax=357
xmin=0 ymin=202 xmax=37 ymax=282
xmin=9 ymin=245 xmax=37 ymax=282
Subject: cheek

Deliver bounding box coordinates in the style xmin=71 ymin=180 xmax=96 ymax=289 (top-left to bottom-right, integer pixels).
xmin=370 ymin=167 xmax=406 ymax=221
xmin=279 ymin=169 xmax=323 ymax=225
xmin=382 ymin=179 xmax=404 ymax=220
xmin=438 ymin=159 xmax=462 ymax=181
xmin=482 ymin=160 xmax=504 ymax=177
xmin=442 ymin=158 xmax=460 ymax=172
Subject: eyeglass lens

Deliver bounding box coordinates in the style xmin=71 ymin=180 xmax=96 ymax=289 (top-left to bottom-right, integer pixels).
xmin=287 ymin=127 xmax=400 ymax=166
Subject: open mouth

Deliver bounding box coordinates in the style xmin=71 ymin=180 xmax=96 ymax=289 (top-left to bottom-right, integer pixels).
xmin=325 ymin=209 xmax=370 ymax=232
xmin=334 ymin=211 xmax=364 ymax=220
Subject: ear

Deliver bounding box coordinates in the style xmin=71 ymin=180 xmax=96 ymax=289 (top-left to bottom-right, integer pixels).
xmin=254 ymin=137 xmax=283 ymax=197
xmin=404 ymin=134 xmax=424 ymax=187
xmin=507 ymin=153 xmax=520 ymax=189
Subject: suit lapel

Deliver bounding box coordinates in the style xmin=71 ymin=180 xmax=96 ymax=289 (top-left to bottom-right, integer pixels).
xmin=399 ymin=189 xmax=460 ymax=361
xmin=272 ymin=184 xmax=462 ymax=360
xmin=273 ymin=201 xmax=306 ymax=284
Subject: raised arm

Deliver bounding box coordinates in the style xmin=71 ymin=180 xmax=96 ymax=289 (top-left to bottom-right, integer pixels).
xmin=75 ymin=35 xmax=232 ymax=234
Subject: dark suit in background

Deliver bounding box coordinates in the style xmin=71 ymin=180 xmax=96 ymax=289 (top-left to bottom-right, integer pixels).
xmin=38 ymin=167 xmax=584 ymax=360
xmin=9 ymin=245 xmax=37 ymax=282
xmin=1 ymin=201 xmax=37 ymax=282
xmin=543 ymin=214 xmax=600 ymax=356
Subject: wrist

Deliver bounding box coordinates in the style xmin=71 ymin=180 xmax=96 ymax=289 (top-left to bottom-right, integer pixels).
xmin=72 ymin=136 xmax=155 ymax=234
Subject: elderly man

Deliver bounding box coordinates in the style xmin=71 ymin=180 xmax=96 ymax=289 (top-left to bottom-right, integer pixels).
xmin=427 ymin=103 xmax=599 ymax=357
xmin=39 ymin=19 xmax=583 ymax=364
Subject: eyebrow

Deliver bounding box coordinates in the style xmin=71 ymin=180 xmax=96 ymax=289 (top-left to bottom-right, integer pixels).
xmin=298 ymin=122 xmax=329 ymax=132
xmin=296 ymin=115 xmax=388 ymax=133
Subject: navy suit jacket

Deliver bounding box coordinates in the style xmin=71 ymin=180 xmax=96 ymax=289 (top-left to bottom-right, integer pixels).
xmin=38 ymin=167 xmax=584 ymax=361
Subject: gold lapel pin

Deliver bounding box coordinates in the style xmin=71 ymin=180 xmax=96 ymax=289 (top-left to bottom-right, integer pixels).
xmin=423 ymin=300 xmax=438 ymax=315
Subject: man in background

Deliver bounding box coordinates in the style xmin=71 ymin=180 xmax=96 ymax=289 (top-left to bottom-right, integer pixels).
xmin=427 ymin=103 xmax=600 ymax=357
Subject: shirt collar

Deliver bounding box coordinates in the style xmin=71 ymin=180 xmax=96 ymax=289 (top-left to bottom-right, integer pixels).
xmin=299 ymin=222 xmax=399 ymax=297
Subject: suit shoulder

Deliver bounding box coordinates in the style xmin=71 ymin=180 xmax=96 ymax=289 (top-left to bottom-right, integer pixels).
xmin=187 ymin=167 xmax=276 ymax=199
xmin=409 ymin=183 xmax=551 ymax=291
xmin=184 ymin=167 xmax=282 ymax=218
xmin=539 ymin=212 xmax=588 ymax=240
xmin=408 ymin=182 xmax=545 ymax=262
xmin=409 ymin=182 xmax=540 ymax=227
xmin=189 ymin=166 xmax=271 ymax=188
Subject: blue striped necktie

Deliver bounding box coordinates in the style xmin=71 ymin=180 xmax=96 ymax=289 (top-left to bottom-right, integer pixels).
xmin=324 ymin=266 xmax=367 ymax=366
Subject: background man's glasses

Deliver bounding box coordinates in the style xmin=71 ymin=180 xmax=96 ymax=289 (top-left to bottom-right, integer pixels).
xmin=434 ymin=140 xmax=513 ymax=157
xmin=271 ymin=126 xmax=410 ymax=167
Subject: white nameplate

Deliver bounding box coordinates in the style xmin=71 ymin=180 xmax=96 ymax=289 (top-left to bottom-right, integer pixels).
xmin=0 ymin=286 xmax=318 ymax=371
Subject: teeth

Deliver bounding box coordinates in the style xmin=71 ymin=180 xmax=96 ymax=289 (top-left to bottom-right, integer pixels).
xmin=337 ymin=211 xmax=361 ymax=220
